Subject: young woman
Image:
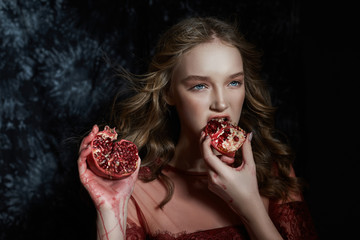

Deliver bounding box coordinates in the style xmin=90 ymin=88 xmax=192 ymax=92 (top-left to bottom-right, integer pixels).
xmin=78 ymin=17 xmax=317 ymax=239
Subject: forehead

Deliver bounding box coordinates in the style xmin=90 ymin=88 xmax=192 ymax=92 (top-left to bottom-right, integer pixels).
xmin=173 ymin=39 xmax=243 ymax=78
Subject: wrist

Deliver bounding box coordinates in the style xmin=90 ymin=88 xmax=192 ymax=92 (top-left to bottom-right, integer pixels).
xmin=96 ymin=197 xmax=130 ymax=219
xmin=229 ymin=192 xmax=263 ymax=219
xmin=96 ymin=198 xmax=130 ymax=240
xmin=240 ymin=196 xmax=267 ymax=224
xmin=237 ymin=197 xmax=283 ymax=240
xmin=96 ymin=193 xmax=131 ymax=210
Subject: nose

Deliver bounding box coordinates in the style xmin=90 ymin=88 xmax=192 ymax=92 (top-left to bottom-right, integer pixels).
xmin=210 ymin=89 xmax=228 ymax=112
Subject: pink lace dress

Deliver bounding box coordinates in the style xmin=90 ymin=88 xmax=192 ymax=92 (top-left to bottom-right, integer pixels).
xmin=126 ymin=166 xmax=317 ymax=239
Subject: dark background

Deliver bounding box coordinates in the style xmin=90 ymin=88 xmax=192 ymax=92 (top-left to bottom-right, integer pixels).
xmin=0 ymin=0 xmax=357 ymax=239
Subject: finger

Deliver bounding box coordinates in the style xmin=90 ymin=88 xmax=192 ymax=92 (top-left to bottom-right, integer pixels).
xmin=201 ymin=135 xmax=226 ymax=174
xmin=219 ymin=155 xmax=235 ymax=165
xmin=207 ymin=167 xmax=219 ymax=181
xmin=79 ymin=125 xmax=99 ymax=153
xmin=81 ymin=124 xmax=99 ymax=145
xmin=204 ymin=163 xmax=219 ymax=189
xmin=78 ymin=146 xmax=92 ymax=176
xmin=91 ymin=124 xmax=99 ymax=135
xmin=238 ymin=132 xmax=255 ymax=169
xmin=199 ymin=130 xmax=206 ymax=143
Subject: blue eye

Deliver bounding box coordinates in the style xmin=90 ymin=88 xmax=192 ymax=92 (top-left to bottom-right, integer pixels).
xmin=229 ymin=81 xmax=241 ymax=87
xmin=192 ymin=84 xmax=206 ymax=91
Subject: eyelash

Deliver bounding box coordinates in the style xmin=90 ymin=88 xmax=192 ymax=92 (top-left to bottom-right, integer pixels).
xmin=191 ymin=84 xmax=207 ymax=91
xmin=229 ymin=81 xmax=242 ymax=87
xmin=190 ymin=81 xmax=242 ymax=91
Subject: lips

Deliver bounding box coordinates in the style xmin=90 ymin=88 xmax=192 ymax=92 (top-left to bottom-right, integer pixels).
xmin=207 ymin=115 xmax=231 ymax=123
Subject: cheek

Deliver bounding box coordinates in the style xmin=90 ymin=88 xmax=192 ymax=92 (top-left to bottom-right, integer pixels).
xmin=231 ymin=91 xmax=245 ymax=123
xmin=174 ymin=95 xmax=208 ymax=131
xmin=177 ymin=96 xmax=204 ymax=119
xmin=238 ymin=95 xmax=245 ymax=110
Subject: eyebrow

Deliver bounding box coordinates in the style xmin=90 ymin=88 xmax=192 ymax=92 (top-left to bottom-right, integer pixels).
xmin=181 ymin=75 xmax=209 ymax=82
xmin=181 ymin=71 xmax=244 ymax=82
xmin=229 ymin=71 xmax=244 ymax=79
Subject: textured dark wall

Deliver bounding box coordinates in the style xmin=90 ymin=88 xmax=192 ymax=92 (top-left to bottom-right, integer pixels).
xmin=1 ymin=0 xmax=355 ymax=239
xmin=302 ymin=2 xmax=358 ymax=239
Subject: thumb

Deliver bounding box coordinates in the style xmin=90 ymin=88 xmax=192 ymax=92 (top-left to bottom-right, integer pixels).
xmin=239 ymin=132 xmax=255 ymax=169
xmin=201 ymin=135 xmax=226 ymax=174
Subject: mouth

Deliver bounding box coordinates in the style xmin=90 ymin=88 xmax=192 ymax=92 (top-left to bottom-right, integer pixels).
xmin=208 ymin=115 xmax=231 ymax=123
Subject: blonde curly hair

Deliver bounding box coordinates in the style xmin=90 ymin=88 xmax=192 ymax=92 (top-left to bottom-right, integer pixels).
xmin=111 ymin=17 xmax=302 ymax=207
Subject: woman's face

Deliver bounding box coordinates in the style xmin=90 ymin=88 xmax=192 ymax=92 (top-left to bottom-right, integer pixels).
xmin=168 ymin=38 xmax=245 ymax=138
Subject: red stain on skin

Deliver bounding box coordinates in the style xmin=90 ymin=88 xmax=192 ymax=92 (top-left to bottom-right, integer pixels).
xmin=119 ymin=200 xmax=127 ymax=236
xmin=96 ymin=209 xmax=110 ymax=240
xmin=96 ymin=199 xmax=127 ymax=239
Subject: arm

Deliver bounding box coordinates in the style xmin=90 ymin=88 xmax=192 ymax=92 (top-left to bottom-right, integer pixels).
xmin=78 ymin=125 xmax=140 ymax=240
xmin=200 ymin=132 xmax=283 ymax=240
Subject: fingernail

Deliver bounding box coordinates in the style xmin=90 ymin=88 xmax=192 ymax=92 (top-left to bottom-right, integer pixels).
xmin=91 ymin=124 xmax=98 ymax=133
xmin=248 ymin=132 xmax=253 ymax=142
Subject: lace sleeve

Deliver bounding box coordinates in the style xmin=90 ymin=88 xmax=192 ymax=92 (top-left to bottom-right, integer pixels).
xmin=269 ymin=201 xmax=318 ymax=240
xmin=126 ymin=223 xmax=146 ymax=240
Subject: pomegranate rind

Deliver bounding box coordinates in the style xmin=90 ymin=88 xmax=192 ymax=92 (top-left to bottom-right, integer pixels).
xmin=204 ymin=119 xmax=246 ymax=157
xmin=100 ymin=125 xmax=118 ymax=141
xmin=86 ymin=126 xmax=139 ymax=179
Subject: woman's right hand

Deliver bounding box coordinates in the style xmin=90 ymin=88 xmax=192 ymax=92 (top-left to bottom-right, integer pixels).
xmin=77 ymin=124 xmax=140 ymax=209
xmin=78 ymin=125 xmax=140 ymax=239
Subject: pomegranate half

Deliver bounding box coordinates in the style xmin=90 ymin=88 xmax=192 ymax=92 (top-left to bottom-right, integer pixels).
xmin=204 ymin=118 xmax=246 ymax=157
xmin=86 ymin=125 xmax=139 ymax=179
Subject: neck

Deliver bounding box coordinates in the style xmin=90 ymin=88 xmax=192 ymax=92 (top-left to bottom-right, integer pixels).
xmin=168 ymin=130 xmax=207 ymax=172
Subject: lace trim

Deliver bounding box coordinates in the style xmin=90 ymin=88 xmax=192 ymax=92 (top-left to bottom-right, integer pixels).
xmin=269 ymin=201 xmax=318 ymax=240
xmin=126 ymin=225 xmax=249 ymax=240
xmin=127 ymin=201 xmax=318 ymax=240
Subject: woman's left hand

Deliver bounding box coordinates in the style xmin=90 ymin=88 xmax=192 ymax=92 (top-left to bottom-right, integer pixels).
xmin=200 ymin=132 xmax=262 ymax=216
xmin=201 ymin=132 xmax=283 ymax=240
